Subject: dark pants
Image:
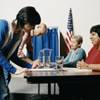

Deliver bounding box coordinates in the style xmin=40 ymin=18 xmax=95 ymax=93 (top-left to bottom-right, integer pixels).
xmin=0 ymin=69 xmax=9 ymax=100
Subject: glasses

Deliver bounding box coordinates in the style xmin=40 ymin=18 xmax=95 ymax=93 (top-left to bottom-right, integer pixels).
xmin=55 ymin=56 xmax=64 ymax=69
xmin=38 ymin=48 xmax=52 ymax=68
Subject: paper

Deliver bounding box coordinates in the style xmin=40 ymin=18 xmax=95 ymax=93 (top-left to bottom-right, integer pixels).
xmin=29 ymin=68 xmax=57 ymax=71
xmin=29 ymin=67 xmax=92 ymax=72
xmin=63 ymin=67 xmax=92 ymax=73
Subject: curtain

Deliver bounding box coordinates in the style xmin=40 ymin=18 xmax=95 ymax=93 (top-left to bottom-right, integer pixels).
xmin=32 ymin=27 xmax=59 ymax=62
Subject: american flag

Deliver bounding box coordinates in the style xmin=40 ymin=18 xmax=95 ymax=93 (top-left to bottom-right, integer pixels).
xmin=65 ymin=8 xmax=74 ymax=53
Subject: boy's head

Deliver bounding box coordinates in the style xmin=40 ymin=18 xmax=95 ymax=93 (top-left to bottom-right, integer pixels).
xmin=71 ymin=35 xmax=83 ymax=50
xmin=30 ymin=23 xmax=47 ymax=36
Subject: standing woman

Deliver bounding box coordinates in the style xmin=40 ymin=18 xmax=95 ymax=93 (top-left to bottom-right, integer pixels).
xmin=0 ymin=6 xmax=41 ymax=100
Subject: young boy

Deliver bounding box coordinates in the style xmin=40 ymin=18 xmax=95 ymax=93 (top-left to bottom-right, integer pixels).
xmin=63 ymin=35 xmax=86 ymax=67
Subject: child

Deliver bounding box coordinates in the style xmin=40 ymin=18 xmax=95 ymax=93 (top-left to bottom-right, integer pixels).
xmin=63 ymin=35 xmax=86 ymax=67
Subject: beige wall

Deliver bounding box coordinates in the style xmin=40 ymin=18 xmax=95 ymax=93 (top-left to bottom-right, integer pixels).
xmin=0 ymin=0 xmax=100 ymax=53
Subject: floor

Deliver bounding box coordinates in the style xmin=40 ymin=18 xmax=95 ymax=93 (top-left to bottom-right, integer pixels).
xmin=9 ymin=77 xmax=59 ymax=100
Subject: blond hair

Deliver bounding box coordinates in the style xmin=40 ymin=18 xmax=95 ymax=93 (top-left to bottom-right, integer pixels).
xmin=72 ymin=35 xmax=83 ymax=44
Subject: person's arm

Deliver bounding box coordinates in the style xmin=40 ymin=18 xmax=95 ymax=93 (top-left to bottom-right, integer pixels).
xmin=64 ymin=49 xmax=86 ymax=67
xmin=79 ymin=63 xmax=100 ymax=71
xmin=18 ymin=33 xmax=29 ymax=51
xmin=0 ymin=50 xmax=16 ymax=74
xmin=21 ymin=57 xmax=40 ymax=69
xmin=17 ymin=44 xmax=33 ymax=65
xmin=21 ymin=56 xmax=33 ymax=65
xmin=17 ymin=43 xmax=40 ymax=68
xmin=10 ymin=61 xmax=29 ymax=75
xmin=63 ymin=52 xmax=76 ymax=67
xmin=0 ymin=50 xmax=28 ymax=74
xmin=88 ymin=64 xmax=100 ymax=71
xmin=17 ymin=48 xmax=40 ymax=68
xmin=63 ymin=52 xmax=71 ymax=63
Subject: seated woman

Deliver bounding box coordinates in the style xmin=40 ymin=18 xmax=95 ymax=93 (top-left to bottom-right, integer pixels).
xmin=77 ymin=25 xmax=100 ymax=71
xmin=77 ymin=24 xmax=100 ymax=100
xmin=63 ymin=35 xmax=86 ymax=67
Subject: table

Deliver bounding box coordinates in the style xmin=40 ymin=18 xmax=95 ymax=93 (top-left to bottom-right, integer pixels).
xmin=24 ymin=68 xmax=100 ymax=97
xmin=24 ymin=68 xmax=100 ymax=82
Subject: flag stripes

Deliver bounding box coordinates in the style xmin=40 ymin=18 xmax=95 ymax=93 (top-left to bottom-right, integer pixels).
xmin=65 ymin=8 xmax=74 ymax=52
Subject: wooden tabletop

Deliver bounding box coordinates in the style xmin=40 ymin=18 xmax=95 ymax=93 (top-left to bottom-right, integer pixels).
xmin=24 ymin=68 xmax=100 ymax=83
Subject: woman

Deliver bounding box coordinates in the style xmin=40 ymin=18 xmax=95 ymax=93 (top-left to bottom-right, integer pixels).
xmin=77 ymin=24 xmax=100 ymax=100
xmin=77 ymin=25 xmax=100 ymax=71
xmin=0 ymin=6 xmax=41 ymax=100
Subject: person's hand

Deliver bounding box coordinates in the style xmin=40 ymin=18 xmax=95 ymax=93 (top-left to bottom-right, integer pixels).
xmin=32 ymin=59 xmax=40 ymax=69
xmin=77 ymin=60 xmax=88 ymax=69
xmin=17 ymin=49 xmax=26 ymax=58
xmin=15 ymin=68 xmax=28 ymax=75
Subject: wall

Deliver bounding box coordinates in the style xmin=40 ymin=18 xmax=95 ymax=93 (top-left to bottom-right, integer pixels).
xmin=0 ymin=0 xmax=100 ymax=54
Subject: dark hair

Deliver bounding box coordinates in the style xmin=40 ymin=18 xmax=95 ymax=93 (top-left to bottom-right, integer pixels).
xmin=90 ymin=25 xmax=100 ymax=37
xmin=16 ymin=6 xmax=41 ymax=29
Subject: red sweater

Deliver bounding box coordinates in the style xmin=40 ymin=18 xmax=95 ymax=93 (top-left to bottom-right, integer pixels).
xmin=86 ymin=47 xmax=100 ymax=64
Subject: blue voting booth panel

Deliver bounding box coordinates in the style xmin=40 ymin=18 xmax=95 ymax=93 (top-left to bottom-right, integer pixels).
xmin=32 ymin=27 xmax=59 ymax=62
